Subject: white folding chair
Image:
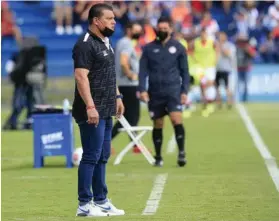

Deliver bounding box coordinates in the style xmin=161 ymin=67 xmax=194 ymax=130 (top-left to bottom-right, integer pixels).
xmin=113 ymin=115 xmax=155 ymax=165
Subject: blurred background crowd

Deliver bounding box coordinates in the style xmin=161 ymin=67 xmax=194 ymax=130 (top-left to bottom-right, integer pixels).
xmin=1 ymin=0 xmax=279 ymax=130
xmin=2 ymin=0 xmax=279 ymax=67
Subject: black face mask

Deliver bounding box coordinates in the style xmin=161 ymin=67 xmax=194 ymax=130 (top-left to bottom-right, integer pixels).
xmin=100 ymin=27 xmax=114 ymax=37
xmin=98 ymin=19 xmax=114 ymax=37
xmin=132 ymin=33 xmax=141 ymax=40
xmin=156 ymin=31 xmax=169 ymax=42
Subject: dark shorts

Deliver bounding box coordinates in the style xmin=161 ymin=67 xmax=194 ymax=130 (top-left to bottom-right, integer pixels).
xmin=148 ymin=93 xmax=182 ymax=120
xmin=190 ymin=75 xmax=194 ymax=86
xmin=216 ymin=71 xmax=229 ymax=87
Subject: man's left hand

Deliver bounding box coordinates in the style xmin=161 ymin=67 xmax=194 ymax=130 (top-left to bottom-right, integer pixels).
xmin=116 ymin=98 xmax=125 ymax=119
xmin=181 ymin=93 xmax=188 ymax=105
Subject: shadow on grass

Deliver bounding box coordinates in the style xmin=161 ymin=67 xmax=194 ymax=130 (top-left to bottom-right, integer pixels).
xmin=2 ymin=161 xmax=75 ymax=172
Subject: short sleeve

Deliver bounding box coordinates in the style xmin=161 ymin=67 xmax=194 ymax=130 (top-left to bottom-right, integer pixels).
xmin=119 ymin=40 xmax=133 ymax=56
xmin=72 ymin=42 xmax=94 ymax=70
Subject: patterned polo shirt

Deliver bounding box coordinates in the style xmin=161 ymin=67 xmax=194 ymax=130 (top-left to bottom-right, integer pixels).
xmin=72 ymin=29 xmax=116 ymax=123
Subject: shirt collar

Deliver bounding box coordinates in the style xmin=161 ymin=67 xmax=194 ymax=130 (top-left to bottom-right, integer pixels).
xmin=154 ymin=37 xmax=174 ymax=46
xmin=87 ymin=29 xmax=109 ymax=44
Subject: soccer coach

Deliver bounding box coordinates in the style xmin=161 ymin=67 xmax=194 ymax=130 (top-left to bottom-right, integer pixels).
xmin=139 ymin=17 xmax=190 ymax=167
xmin=72 ymin=3 xmax=125 ymax=217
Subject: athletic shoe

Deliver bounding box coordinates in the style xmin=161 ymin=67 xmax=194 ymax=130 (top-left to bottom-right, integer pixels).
xmin=133 ymin=145 xmax=141 ymax=154
xmin=177 ymin=151 xmax=187 ymax=167
xmin=154 ymin=156 xmax=163 ymax=167
xmin=133 ymin=146 xmax=152 ymax=154
xmin=65 ymin=26 xmax=73 ymax=35
xmin=74 ymin=25 xmax=83 ymax=35
xmin=2 ymin=124 xmax=17 ymax=131
xmin=207 ymin=104 xmax=215 ymax=114
xmin=56 ymin=26 xmax=64 ymax=35
xmin=94 ymin=199 xmax=125 ymax=216
xmin=76 ymin=201 xmax=109 ymax=217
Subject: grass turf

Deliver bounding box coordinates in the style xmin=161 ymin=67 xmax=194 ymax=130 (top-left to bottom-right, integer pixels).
xmin=1 ymin=104 xmax=279 ymax=221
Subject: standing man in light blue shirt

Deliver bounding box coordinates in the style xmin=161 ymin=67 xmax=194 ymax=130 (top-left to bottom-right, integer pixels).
xmin=112 ymin=21 xmax=143 ymax=153
xmin=215 ymin=32 xmax=235 ymax=108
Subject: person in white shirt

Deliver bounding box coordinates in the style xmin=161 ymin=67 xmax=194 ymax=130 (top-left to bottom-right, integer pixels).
xmin=265 ymin=0 xmax=279 ymax=29
xmin=199 ymin=11 xmax=219 ymax=40
xmin=215 ymin=32 xmax=235 ymax=108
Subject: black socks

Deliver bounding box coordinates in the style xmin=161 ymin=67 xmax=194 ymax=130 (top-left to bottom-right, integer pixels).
xmin=153 ymin=125 xmax=185 ymax=158
xmin=174 ymin=124 xmax=185 ymax=153
xmin=152 ymin=128 xmax=163 ymax=158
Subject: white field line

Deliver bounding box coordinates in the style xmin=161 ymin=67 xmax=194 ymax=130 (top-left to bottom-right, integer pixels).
xmin=237 ymin=104 xmax=279 ymax=192
xmin=142 ymin=173 xmax=168 ymax=215
xmin=166 ymin=133 xmax=176 ymax=154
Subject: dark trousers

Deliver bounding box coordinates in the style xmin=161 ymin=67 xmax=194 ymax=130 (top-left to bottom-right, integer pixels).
xmin=111 ymin=86 xmax=140 ymax=139
xmin=238 ymin=71 xmax=248 ymax=102
xmin=33 ymin=84 xmax=45 ymax=104
xmin=78 ymin=118 xmax=112 ymax=203
xmin=4 ymin=84 xmax=33 ymax=128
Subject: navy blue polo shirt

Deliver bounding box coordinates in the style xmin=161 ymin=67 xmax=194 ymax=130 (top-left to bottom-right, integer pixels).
xmin=139 ymin=38 xmax=189 ymax=96
xmin=72 ymin=30 xmax=117 ymax=123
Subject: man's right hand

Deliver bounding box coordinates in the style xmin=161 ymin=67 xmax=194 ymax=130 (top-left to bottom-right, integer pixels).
xmin=130 ymin=73 xmax=138 ymax=81
xmin=140 ymin=92 xmax=150 ymax=103
xmin=87 ymin=107 xmax=99 ymax=126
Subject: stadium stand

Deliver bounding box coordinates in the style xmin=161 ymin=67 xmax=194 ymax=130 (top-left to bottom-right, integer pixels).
xmin=1 ymin=1 xmax=279 ymax=77
xmin=1 ymin=1 xmax=124 ymax=77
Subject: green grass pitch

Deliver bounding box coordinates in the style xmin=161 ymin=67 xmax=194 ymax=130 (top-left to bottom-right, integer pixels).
xmin=1 ymin=104 xmax=279 ymax=221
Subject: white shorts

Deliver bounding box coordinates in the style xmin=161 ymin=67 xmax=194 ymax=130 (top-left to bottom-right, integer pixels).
xmin=204 ymin=67 xmax=216 ymax=81
xmin=200 ymin=67 xmax=216 ymax=85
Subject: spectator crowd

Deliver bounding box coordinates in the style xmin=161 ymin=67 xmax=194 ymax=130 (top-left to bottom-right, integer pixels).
xmin=50 ymin=0 xmax=279 ymax=63
xmin=2 ymin=0 xmax=279 ymax=63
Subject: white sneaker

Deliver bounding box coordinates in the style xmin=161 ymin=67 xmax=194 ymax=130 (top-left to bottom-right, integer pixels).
xmin=94 ymin=199 xmax=125 ymax=216
xmin=56 ymin=26 xmax=64 ymax=35
xmin=65 ymin=26 xmax=73 ymax=35
xmin=76 ymin=201 xmax=109 ymax=217
xmin=74 ymin=25 xmax=83 ymax=35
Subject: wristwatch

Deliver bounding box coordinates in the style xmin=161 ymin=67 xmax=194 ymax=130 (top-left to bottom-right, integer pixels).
xmin=116 ymin=94 xmax=123 ymax=99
